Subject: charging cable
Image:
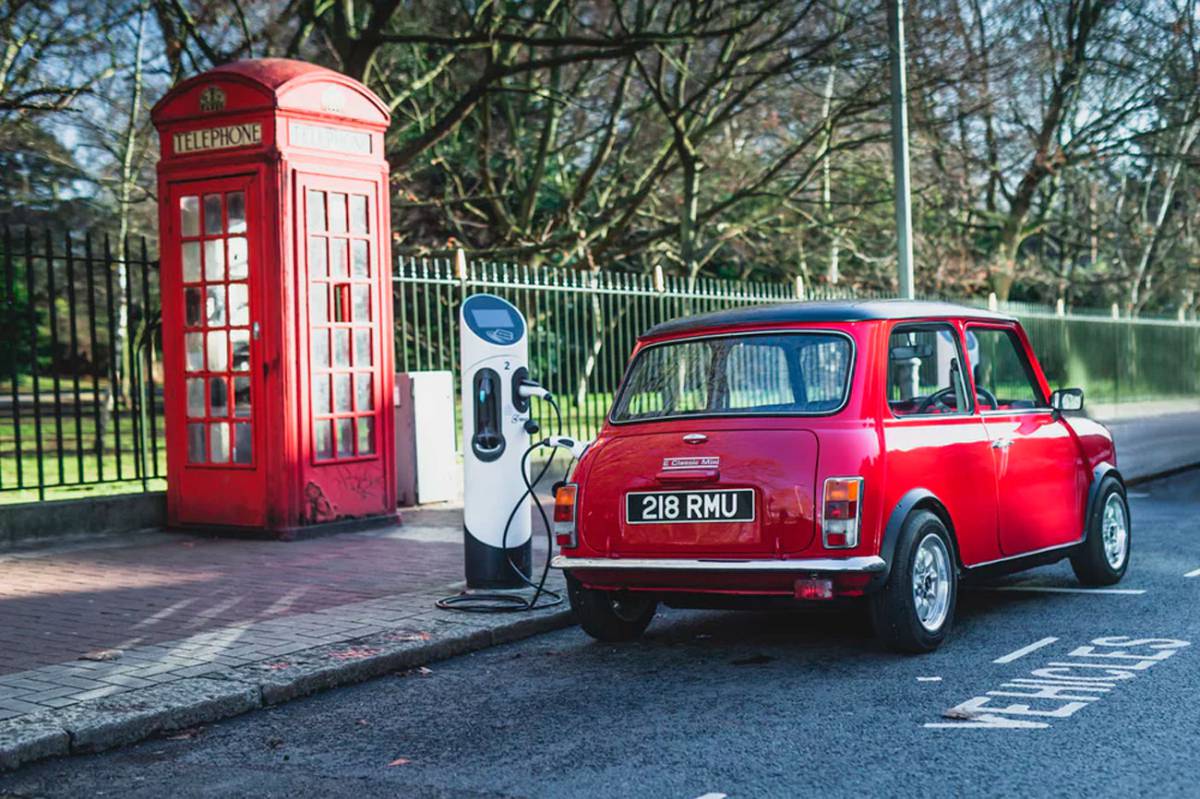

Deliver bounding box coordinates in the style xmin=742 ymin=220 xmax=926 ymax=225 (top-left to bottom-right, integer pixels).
xmin=437 ymin=387 xmax=582 ymax=613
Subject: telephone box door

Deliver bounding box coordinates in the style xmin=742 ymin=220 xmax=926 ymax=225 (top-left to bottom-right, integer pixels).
xmin=298 ymin=175 xmax=387 ymax=472
xmin=166 ymin=176 xmax=268 ymax=527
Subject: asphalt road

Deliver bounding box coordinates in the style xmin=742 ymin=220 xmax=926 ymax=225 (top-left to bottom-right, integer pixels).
xmin=4 ymin=470 xmax=1200 ymax=799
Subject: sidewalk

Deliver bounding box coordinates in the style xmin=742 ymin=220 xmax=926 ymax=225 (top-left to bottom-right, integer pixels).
xmin=1089 ymin=404 xmax=1200 ymax=482
xmin=0 ymin=507 xmax=569 ymax=770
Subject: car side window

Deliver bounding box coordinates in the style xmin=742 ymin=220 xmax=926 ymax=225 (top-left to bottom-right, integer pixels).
xmin=887 ymin=324 xmax=971 ymax=416
xmin=965 ymin=327 xmax=1046 ymax=410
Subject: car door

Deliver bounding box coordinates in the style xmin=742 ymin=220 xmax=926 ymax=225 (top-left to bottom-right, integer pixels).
xmin=879 ymin=321 xmax=1001 ymax=567
xmin=965 ymin=324 xmax=1086 ymax=557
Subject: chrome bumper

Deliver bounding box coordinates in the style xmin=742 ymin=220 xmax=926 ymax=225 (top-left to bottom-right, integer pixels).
xmin=550 ymin=555 xmax=886 ymax=573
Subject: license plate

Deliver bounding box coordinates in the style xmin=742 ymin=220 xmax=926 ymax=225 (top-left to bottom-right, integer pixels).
xmin=626 ymin=489 xmax=755 ymax=524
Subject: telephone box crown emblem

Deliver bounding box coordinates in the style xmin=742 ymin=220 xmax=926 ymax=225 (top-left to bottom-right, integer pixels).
xmin=199 ymin=86 xmax=226 ymax=112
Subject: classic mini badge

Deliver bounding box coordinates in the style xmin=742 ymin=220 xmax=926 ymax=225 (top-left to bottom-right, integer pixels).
xmin=661 ymin=456 xmax=719 ymax=471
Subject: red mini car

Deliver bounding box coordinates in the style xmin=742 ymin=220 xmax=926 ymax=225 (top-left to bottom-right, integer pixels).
xmin=551 ymin=300 xmax=1129 ymax=652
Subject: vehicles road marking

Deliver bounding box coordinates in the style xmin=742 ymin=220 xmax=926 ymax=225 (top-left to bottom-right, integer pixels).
xmin=979 ymin=586 xmax=1146 ymax=596
xmin=1185 ymin=567 xmax=1200 ymax=578
xmin=927 ymin=636 xmax=1190 ymax=730
xmin=994 ymin=636 xmax=1059 ymax=664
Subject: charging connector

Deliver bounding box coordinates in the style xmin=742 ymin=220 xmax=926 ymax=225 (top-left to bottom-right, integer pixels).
xmin=545 ymin=435 xmax=590 ymax=460
xmin=517 ymin=380 xmax=552 ymax=401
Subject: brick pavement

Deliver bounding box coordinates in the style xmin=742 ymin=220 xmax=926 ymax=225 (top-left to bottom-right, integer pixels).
xmin=0 ymin=506 xmax=555 ymax=723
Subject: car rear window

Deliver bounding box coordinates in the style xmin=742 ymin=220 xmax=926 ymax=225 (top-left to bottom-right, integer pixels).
xmin=610 ymin=333 xmax=853 ymax=422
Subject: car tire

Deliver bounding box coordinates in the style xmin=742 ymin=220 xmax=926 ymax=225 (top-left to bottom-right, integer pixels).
xmin=566 ymin=573 xmax=657 ymax=642
xmin=1070 ymin=477 xmax=1130 ymax=586
xmin=870 ymin=510 xmax=957 ymax=654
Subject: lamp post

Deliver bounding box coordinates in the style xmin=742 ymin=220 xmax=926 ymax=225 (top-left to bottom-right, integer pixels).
xmin=888 ymin=0 xmax=915 ymax=300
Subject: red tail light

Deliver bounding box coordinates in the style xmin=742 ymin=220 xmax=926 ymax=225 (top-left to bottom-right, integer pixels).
xmin=553 ymin=483 xmax=578 ymax=548
xmin=822 ymin=477 xmax=863 ymax=549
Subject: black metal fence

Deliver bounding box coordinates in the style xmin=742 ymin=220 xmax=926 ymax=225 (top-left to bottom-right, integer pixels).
xmin=0 ymin=227 xmax=162 ymax=501
xmin=4 ymin=226 xmax=1200 ymax=504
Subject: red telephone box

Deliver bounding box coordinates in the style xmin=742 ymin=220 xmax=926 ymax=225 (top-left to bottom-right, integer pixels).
xmin=152 ymin=59 xmax=397 ymax=536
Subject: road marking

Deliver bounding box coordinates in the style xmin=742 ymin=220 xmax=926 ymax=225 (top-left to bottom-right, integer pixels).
xmin=694 ymin=794 xmax=728 ymax=799
xmin=1185 ymin=567 xmax=1200 ymax=578
xmin=927 ymin=636 xmax=1190 ymax=730
xmin=979 ymin=586 xmax=1146 ymax=596
xmin=917 ymin=676 xmax=942 ymax=682
xmin=994 ymin=637 xmax=1059 ymax=664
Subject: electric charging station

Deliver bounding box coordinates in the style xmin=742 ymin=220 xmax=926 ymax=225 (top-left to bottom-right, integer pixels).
xmin=460 ymin=294 xmax=532 ymax=588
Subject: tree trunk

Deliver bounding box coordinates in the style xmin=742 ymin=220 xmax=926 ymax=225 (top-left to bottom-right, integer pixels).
xmin=114 ymin=3 xmax=147 ymax=404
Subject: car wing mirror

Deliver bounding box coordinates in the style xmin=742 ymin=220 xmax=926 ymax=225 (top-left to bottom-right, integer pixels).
xmin=1050 ymin=387 xmax=1084 ymax=413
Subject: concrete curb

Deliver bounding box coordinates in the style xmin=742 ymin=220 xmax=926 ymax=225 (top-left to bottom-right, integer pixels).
xmin=0 ymin=606 xmax=573 ymax=771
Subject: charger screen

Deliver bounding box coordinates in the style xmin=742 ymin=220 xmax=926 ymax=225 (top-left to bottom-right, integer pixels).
xmin=471 ymin=309 xmax=514 ymax=328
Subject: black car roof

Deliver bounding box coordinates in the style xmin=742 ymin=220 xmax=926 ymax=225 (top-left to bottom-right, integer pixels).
xmin=641 ymin=299 xmax=1016 ymax=339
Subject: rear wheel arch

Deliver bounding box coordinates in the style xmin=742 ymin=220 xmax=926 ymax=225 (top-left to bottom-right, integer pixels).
xmin=878 ymin=489 xmax=963 ymax=582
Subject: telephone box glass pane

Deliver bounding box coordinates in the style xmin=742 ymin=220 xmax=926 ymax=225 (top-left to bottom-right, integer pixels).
xmin=209 ymin=377 xmax=228 ymax=417
xmin=312 ymin=330 xmax=329 ymax=369
xmin=187 ymin=423 xmax=205 ymax=463
xmin=310 ymin=284 xmax=328 ymax=324
xmin=330 ymin=239 xmax=348 ymax=278
xmin=234 ymin=376 xmax=251 ymax=417
xmin=352 ymin=285 xmax=369 ymax=322
xmin=206 ymin=286 xmax=226 ymax=326
xmin=336 ymin=418 xmax=354 ymax=457
xmin=185 ymin=333 xmax=204 ymax=371
xmin=228 ymin=283 xmax=249 ymax=326
xmin=350 ymin=195 xmax=368 ymax=234
xmin=182 ymin=242 xmax=201 ymax=282
xmin=332 ymin=329 xmax=350 ymax=367
xmin=308 ymin=236 xmax=327 ymax=278
xmin=313 ymin=375 xmax=330 ymax=414
xmin=334 ymin=374 xmax=352 ymax=413
xmin=357 ymin=417 xmax=375 ymax=455
xmin=185 ymin=288 xmax=202 ymax=326
xmin=354 ymin=329 xmax=371 ymax=367
xmin=186 ymin=378 xmax=205 ymax=417
xmin=230 ymin=330 xmax=250 ymax=371
xmin=204 ymin=194 xmax=223 ymax=235
xmin=351 ymin=240 xmax=368 ymax=277
xmin=355 ymin=373 xmax=373 ymax=411
xmin=228 ymin=236 xmax=248 ymax=280
xmin=329 ymin=193 xmax=347 ymax=233
xmin=227 ymin=192 xmax=246 ymax=234
xmin=207 ymin=331 xmax=228 ymax=371
xmin=204 ymin=239 xmax=225 ymax=281
xmin=232 ymin=423 xmax=252 ymax=464
xmin=209 ymin=422 xmax=230 ymax=463
xmin=315 ymin=420 xmax=333 ymax=460
xmin=307 ymin=190 xmax=326 ymax=232
xmin=180 ymin=196 xmax=200 ymax=237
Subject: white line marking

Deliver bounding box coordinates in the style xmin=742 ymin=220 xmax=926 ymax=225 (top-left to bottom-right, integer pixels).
xmin=917 ymin=676 xmax=942 ymax=682
xmin=978 ymin=586 xmax=1146 ymax=596
xmin=1185 ymin=567 xmax=1200 ymax=578
xmin=694 ymin=794 xmax=728 ymax=799
xmin=993 ymin=636 xmax=1059 ymax=664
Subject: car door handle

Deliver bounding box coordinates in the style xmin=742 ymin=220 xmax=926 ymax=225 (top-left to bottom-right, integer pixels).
xmin=991 ymin=438 xmax=1013 ymax=450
